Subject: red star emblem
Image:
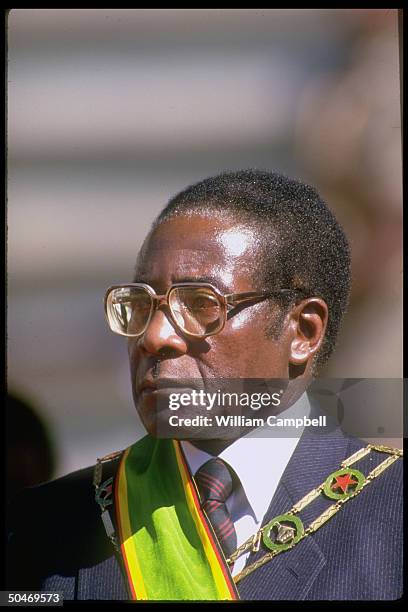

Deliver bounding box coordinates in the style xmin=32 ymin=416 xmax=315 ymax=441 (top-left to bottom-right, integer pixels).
xmin=331 ymin=473 xmax=358 ymax=494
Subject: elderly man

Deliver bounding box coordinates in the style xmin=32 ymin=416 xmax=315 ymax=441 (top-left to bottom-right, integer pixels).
xmin=7 ymin=170 xmax=402 ymax=601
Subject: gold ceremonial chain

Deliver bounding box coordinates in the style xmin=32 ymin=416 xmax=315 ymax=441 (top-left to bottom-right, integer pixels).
xmin=93 ymin=450 xmax=123 ymax=553
xmin=228 ymin=444 xmax=403 ymax=584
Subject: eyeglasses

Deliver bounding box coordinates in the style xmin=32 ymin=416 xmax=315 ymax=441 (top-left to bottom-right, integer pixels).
xmin=104 ymin=282 xmax=305 ymax=340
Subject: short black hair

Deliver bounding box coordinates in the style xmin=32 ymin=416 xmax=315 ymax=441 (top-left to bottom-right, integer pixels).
xmin=155 ymin=169 xmax=351 ymax=372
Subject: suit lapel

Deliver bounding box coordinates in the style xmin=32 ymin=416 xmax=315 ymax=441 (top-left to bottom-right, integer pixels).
xmin=237 ymin=423 xmax=350 ymax=600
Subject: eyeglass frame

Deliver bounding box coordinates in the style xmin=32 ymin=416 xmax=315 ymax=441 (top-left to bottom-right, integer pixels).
xmin=104 ymin=282 xmax=307 ymax=340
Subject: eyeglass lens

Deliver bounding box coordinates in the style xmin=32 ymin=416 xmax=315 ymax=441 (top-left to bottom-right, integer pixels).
xmin=107 ymin=286 xmax=224 ymax=337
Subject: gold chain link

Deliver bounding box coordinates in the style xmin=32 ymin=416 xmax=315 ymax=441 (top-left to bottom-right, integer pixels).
xmin=232 ymin=444 xmax=402 ymax=584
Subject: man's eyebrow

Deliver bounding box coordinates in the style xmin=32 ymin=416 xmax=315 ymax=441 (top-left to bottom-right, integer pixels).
xmin=172 ymin=276 xmax=231 ymax=293
xmin=131 ymin=275 xmax=231 ymax=294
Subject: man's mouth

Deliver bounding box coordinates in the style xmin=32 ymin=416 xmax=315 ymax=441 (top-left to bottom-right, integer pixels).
xmin=137 ymin=378 xmax=203 ymax=397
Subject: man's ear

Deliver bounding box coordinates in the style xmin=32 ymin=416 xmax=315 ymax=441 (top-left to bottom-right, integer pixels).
xmin=289 ymin=298 xmax=328 ymax=365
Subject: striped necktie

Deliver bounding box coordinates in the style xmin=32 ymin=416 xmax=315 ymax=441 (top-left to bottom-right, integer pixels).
xmin=195 ymin=457 xmax=237 ymax=559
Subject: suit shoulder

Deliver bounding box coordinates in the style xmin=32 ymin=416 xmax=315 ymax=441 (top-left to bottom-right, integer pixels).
xmin=8 ymin=464 xmax=96 ymax=527
xmin=7 ymin=458 xmax=122 ymax=590
xmin=8 ymin=453 xmax=123 ymax=523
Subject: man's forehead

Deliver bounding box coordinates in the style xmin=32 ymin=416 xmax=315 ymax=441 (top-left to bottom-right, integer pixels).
xmin=136 ymin=255 xmax=235 ymax=293
xmin=136 ymin=245 xmax=239 ymax=289
xmin=134 ymin=216 xmax=261 ymax=288
xmin=137 ymin=246 xmax=221 ymax=272
xmin=147 ymin=216 xmax=254 ymax=246
xmin=141 ymin=217 xmax=255 ymax=256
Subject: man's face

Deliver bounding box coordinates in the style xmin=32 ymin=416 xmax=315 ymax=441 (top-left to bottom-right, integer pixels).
xmin=128 ymin=214 xmax=294 ymax=435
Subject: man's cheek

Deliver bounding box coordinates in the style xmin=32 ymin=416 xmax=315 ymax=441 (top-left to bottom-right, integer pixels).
xmin=127 ymin=338 xmax=136 ymax=360
xmin=128 ymin=335 xmax=142 ymax=352
xmin=228 ymin=309 xmax=253 ymax=331
xmin=228 ymin=304 xmax=265 ymax=331
xmin=128 ymin=340 xmax=142 ymax=370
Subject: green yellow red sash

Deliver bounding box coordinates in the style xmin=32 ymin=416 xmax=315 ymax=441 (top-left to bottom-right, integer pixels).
xmin=114 ymin=435 xmax=239 ymax=600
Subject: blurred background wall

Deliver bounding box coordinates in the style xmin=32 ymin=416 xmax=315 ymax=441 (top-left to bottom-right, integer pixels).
xmin=7 ymin=9 xmax=402 ymax=479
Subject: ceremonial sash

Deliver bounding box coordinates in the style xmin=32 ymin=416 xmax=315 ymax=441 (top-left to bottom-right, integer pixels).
xmin=114 ymin=436 xmax=239 ymax=600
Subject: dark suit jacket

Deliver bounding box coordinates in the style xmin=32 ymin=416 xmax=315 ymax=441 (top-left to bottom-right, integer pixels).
xmin=6 ymin=425 xmax=403 ymax=601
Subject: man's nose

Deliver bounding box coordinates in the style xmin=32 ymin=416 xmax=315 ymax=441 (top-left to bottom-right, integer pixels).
xmin=138 ymin=306 xmax=187 ymax=359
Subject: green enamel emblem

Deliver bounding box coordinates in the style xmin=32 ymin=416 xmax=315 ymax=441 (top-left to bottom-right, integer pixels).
xmin=95 ymin=476 xmax=114 ymax=509
xmin=323 ymin=468 xmax=365 ymax=500
xmin=262 ymin=514 xmax=304 ymax=552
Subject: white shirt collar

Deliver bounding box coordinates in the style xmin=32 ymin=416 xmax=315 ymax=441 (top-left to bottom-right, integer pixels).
xmin=181 ymin=392 xmax=311 ymax=524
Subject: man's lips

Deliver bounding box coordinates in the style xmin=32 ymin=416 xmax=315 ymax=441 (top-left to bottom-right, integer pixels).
xmin=137 ymin=378 xmax=202 ymax=395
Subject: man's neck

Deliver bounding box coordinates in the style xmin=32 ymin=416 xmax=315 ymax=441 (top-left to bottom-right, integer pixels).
xmin=184 ymin=383 xmax=311 ymax=455
xmin=185 ymin=438 xmax=237 ymax=455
